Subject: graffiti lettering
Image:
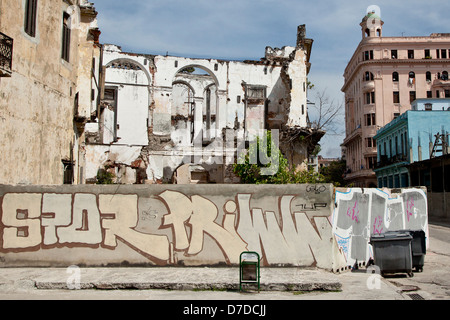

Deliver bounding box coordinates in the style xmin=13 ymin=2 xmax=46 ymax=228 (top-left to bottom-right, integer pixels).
xmin=373 ymin=216 xmax=383 ymax=235
xmin=295 ymin=203 xmax=327 ymax=211
xmin=347 ymin=201 xmax=360 ymax=222
xmin=306 ymin=185 xmax=327 ymax=194
xmin=0 ymin=188 xmax=335 ymax=267
xmin=160 ymin=190 xmax=246 ymax=263
xmin=406 ymin=197 xmax=414 ymax=222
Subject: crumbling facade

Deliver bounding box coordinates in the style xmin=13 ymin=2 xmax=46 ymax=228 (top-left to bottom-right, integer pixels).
xmin=0 ymin=0 xmax=101 ymax=185
xmin=83 ymin=25 xmax=323 ymax=184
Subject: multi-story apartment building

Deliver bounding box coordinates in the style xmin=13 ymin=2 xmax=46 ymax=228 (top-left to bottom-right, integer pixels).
xmin=341 ymin=10 xmax=450 ymax=187
xmin=373 ymin=99 xmax=450 ymax=189
xmin=0 ymin=0 xmax=101 ymax=185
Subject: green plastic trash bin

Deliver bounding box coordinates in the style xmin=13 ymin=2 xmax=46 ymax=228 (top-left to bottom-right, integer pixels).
xmin=239 ymin=252 xmax=260 ymax=292
xmin=370 ymin=232 xmax=414 ymax=277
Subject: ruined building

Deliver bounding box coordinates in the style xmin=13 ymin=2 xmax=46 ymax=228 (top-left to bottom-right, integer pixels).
xmin=0 ymin=0 xmax=101 ymax=185
xmin=83 ymin=25 xmax=324 ymax=184
xmin=0 ymin=0 xmax=322 ymax=186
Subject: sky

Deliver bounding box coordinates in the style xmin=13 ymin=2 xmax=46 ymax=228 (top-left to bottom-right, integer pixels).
xmin=91 ymin=0 xmax=450 ymax=158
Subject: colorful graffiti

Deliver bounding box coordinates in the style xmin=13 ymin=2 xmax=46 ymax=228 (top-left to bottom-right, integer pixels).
xmin=332 ymin=188 xmax=428 ymax=267
xmin=0 ymin=185 xmax=336 ymax=267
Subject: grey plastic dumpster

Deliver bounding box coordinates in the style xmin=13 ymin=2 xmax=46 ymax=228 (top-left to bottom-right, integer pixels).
xmin=409 ymin=230 xmax=426 ymax=272
xmin=386 ymin=230 xmax=426 ymax=272
xmin=370 ymin=232 xmax=413 ymax=277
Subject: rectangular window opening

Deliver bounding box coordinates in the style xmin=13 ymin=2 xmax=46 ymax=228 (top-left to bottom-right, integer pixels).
xmin=409 ymin=91 xmax=416 ymax=103
xmin=61 ymin=12 xmax=71 ymax=62
xmin=24 ymin=0 xmax=38 ymax=37
xmin=393 ymin=91 xmax=400 ymax=104
xmin=391 ymin=50 xmax=398 ymax=59
xmin=62 ymin=160 xmax=74 ymax=185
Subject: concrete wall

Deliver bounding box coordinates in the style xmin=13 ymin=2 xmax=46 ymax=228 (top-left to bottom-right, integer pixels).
xmin=428 ymin=192 xmax=450 ymax=221
xmin=0 ymin=184 xmax=427 ymax=271
xmin=332 ymin=187 xmax=428 ymax=270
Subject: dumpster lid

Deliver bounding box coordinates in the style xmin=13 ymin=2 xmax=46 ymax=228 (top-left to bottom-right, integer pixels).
xmin=370 ymin=232 xmax=412 ymax=241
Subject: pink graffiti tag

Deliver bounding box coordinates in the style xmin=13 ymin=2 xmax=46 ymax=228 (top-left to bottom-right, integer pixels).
xmin=347 ymin=201 xmax=360 ymax=223
xmin=373 ymin=216 xmax=383 ymax=234
xmin=406 ymin=198 xmax=414 ymax=222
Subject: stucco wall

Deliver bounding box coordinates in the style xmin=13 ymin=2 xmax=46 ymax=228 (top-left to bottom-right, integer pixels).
xmin=0 ymin=184 xmax=427 ymax=271
xmin=0 ymin=0 xmax=100 ymax=185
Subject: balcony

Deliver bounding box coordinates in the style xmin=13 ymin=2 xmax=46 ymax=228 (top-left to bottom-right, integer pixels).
xmin=375 ymin=154 xmax=408 ymax=169
xmin=362 ymin=80 xmax=375 ymax=92
xmin=0 ymin=32 xmax=13 ymax=77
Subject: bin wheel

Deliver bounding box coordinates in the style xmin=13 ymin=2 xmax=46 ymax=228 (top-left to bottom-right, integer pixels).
xmin=407 ymin=272 xmax=414 ymax=278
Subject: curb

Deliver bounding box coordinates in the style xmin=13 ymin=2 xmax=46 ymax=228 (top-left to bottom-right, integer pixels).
xmin=34 ymin=280 xmax=342 ymax=292
xmin=0 ymin=267 xmax=342 ymax=293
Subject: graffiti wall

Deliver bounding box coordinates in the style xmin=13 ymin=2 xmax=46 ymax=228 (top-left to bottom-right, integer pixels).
xmin=0 ymin=185 xmax=428 ymax=270
xmin=0 ymin=184 xmax=342 ymax=268
xmin=332 ymin=188 xmax=428 ymax=269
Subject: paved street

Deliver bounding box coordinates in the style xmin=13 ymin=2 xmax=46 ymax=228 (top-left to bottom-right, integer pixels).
xmin=378 ymin=222 xmax=450 ymax=300
xmin=0 ymin=222 xmax=448 ymax=301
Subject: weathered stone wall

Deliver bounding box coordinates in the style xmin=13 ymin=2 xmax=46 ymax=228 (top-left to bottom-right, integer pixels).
xmin=0 ymin=0 xmax=100 ymax=185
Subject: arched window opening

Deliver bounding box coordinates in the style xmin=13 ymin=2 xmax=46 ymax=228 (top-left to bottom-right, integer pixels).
xmin=172 ymin=65 xmax=218 ymax=145
xmin=392 ymin=72 xmax=399 ymax=82
xmin=408 ymin=71 xmax=415 ymax=85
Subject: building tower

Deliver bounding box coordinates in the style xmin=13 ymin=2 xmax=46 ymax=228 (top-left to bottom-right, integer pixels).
xmin=360 ymin=9 xmax=384 ymax=39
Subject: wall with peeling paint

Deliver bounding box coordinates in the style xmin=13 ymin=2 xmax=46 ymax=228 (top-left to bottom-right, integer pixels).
xmin=0 ymin=184 xmax=427 ymax=270
xmin=0 ymin=0 xmax=100 ymax=185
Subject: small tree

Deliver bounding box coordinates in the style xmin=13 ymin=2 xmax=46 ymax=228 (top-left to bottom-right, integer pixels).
xmin=96 ymin=168 xmax=115 ymax=184
xmin=320 ymin=159 xmax=347 ymax=187
xmin=308 ymin=88 xmax=344 ymax=136
xmin=233 ymin=131 xmax=326 ymax=184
